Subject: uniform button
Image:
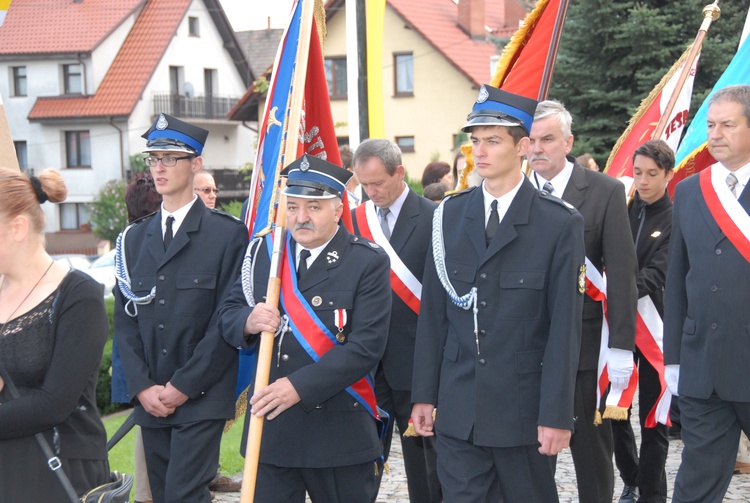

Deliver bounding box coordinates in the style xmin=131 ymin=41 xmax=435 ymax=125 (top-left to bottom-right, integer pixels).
xmin=519 ymin=278 xmax=524 ymax=284
xmin=158 ymin=299 xmax=165 ymax=305
xmin=480 ymin=273 xmax=487 ymax=280
xmin=452 ymin=270 xmax=458 ymax=275
xmin=161 ymin=349 xmax=167 ymax=355
xmin=158 ymin=324 xmax=165 ymax=330
xmin=710 ymin=285 xmax=718 ymax=292
xmin=193 ymin=278 xmax=199 ymax=284
xmin=159 ymin=275 xmax=166 ymax=281
xmin=715 ymin=249 xmax=722 ymax=255
xmin=281 ymin=354 xmax=289 ymax=361
xmin=479 ymin=330 xmax=487 ymax=337
xmin=137 ymin=281 xmax=143 ymax=286
xmin=478 ymin=358 xmax=486 ymax=366
xmin=329 ymin=301 xmax=334 ymax=307
xmin=711 ymin=322 xmax=718 ymax=329
xmin=315 ymin=404 xmax=323 ymax=409
xmin=480 ymin=301 xmax=487 ymax=308
xmin=353 ymin=402 xmax=359 ymax=407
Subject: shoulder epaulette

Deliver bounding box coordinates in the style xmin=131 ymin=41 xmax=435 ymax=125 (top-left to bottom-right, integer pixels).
xmin=127 ymin=211 xmax=158 ymax=227
xmin=351 ymin=235 xmax=383 ymax=252
xmin=210 ymin=208 xmax=243 ymax=223
xmin=538 ymin=191 xmax=577 ymax=213
xmin=443 ymin=186 xmax=476 ymax=199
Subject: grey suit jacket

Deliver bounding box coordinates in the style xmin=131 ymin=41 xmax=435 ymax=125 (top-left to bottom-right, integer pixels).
xmin=664 ymin=170 xmax=750 ymax=401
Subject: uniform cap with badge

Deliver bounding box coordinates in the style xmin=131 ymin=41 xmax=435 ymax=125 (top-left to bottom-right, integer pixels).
xmin=281 ymin=154 xmax=353 ymax=199
xmin=461 ymin=84 xmax=538 ymax=134
xmin=142 ymin=113 xmax=209 ymax=155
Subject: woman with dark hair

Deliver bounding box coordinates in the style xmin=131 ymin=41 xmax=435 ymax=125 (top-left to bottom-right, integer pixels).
xmin=0 ymin=168 xmax=110 ymax=501
xmin=421 ymin=161 xmax=453 ymax=189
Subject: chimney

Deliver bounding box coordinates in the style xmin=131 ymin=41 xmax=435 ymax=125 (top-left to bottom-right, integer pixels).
xmin=458 ymin=0 xmax=487 ymax=41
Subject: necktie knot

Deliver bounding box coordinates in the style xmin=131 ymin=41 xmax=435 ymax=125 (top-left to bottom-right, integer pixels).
xmin=727 ymin=172 xmax=739 ymax=198
xmin=485 ymin=200 xmax=499 ymax=246
xmin=163 ymin=215 xmax=175 ymax=250
xmin=298 ymin=249 xmax=311 ymax=279
xmin=543 ymin=181 xmax=555 ymax=194
xmin=379 ymin=207 xmax=391 ymax=241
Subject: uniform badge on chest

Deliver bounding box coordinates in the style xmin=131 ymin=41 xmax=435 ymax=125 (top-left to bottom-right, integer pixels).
xmin=334 ymin=308 xmax=347 ymax=343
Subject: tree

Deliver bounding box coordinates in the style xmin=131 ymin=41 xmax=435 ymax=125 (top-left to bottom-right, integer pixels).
xmin=549 ymin=0 xmax=746 ymax=162
xmin=89 ymin=179 xmax=128 ymax=247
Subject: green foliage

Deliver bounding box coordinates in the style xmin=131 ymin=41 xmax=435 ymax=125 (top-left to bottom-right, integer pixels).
xmin=89 ymin=179 xmax=128 ymax=247
xmin=219 ymin=200 xmax=244 ymax=218
xmin=405 ymin=173 xmax=423 ymax=195
xmin=129 ymin=153 xmax=147 ymax=174
xmin=97 ymin=297 xmax=127 ymax=416
xmin=549 ymin=0 xmax=747 ymax=162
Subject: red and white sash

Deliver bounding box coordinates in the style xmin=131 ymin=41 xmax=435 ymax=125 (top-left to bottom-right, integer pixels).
xmin=636 ymin=296 xmax=672 ymax=427
xmin=355 ymin=201 xmax=422 ymax=314
xmin=269 ymin=237 xmax=379 ymax=420
xmin=588 ymin=258 xmax=638 ymax=423
xmin=700 ymin=165 xmax=750 ymax=262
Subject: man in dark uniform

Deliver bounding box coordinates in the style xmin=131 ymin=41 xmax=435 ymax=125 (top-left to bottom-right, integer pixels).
xmin=410 ymin=85 xmax=585 ymax=502
xmin=218 ymin=154 xmax=392 ymax=503
xmin=350 ymin=138 xmax=440 ymax=503
xmin=529 ymin=100 xmax=638 ymax=503
xmin=114 ymin=114 xmax=248 ymax=503
xmin=612 ymin=139 xmax=674 ymax=503
xmin=665 ymin=84 xmax=750 ymax=503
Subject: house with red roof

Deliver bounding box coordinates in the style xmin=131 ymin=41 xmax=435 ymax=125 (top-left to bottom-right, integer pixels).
xmin=323 ymin=0 xmax=527 ymax=177
xmin=0 ymin=0 xmax=255 ymax=250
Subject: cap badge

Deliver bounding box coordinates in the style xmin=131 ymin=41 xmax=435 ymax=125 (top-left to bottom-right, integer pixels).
xmin=300 ymin=156 xmax=310 ymax=172
xmin=326 ymin=250 xmax=339 ymax=264
xmin=477 ymin=85 xmax=489 ymax=104
xmin=156 ymin=113 xmax=169 ymax=130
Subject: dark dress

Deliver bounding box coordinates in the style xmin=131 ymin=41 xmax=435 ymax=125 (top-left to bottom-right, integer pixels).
xmin=0 ymin=270 xmax=110 ymax=502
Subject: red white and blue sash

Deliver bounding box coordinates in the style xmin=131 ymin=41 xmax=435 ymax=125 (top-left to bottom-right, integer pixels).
xmin=355 ymin=201 xmax=421 ymax=314
xmin=700 ymin=165 xmax=750 ymax=263
xmin=266 ymin=236 xmax=379 ymax=419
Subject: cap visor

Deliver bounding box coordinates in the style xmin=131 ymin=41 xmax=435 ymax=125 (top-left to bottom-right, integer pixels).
xmin=461 ymin=117 xmax=526 ymax=133
xmin=283 ymin=185 xmax=338 ymax=199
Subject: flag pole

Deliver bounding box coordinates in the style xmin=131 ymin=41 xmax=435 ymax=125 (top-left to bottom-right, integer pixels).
xmin=652 ymin=1 xmax=720 ymax=141
xmin=537 ymin=0 xmax=570 ymax=101
xmin=239 ymin=1 xmax=316 ymax=501
xmin=0 ymin=94 xmax=20 ymax=171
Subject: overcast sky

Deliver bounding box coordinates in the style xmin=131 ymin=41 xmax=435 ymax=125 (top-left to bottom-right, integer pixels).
xmin=219 ymin=0 xmax=296 ymax=31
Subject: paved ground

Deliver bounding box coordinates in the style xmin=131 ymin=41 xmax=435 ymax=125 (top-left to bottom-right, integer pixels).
xmin=213 ymin=404 xmax=750 ymax=502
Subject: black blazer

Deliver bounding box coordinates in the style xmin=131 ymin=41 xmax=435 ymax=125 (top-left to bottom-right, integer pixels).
xmin=351 ymin=188 xmax=437 ymax=391
xmin=218 ymin=228 xmax=392 ymax=467
xmin=560 ymin=159 xmax=638 ymax=369
xmin=412 ymin=178 xmax=585 ymax=447
xmin=664 ymin=171 xmax=750 ymax=401
xmin=114 ymin=199 xmax=248 ymax=427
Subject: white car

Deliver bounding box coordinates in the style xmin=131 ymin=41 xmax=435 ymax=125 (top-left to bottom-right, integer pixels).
xmin=52 ymin=254 xmax=92 ymax=271
xmin=84 ymin=249 xmax=116 ymax=297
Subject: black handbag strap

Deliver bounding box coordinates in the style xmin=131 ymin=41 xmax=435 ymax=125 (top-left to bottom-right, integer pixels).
xmin=0 ymin=360 xmax=80 ymax=503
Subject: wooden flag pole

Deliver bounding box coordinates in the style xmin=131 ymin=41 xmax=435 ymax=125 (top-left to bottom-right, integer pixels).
xmin=537 ymin=0 xmax=570 ymax=101
xmin=0 ymin=94 xmax=20 ymax=171
xmin=238 ymin=1 xmax=316 ymax=502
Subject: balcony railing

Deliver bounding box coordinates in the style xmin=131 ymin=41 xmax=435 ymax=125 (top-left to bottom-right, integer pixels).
xmin=152 ymin=94 xmax=239 ymax=120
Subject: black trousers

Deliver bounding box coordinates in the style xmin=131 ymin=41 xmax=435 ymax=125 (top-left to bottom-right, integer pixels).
xmin=612 ymin=349 xmax=669 ymax=503
xmin=255 ymin=461 xmax=376 ymax=503
xmin=436 ymin=432 xmax=558 ymax=503
xmin=569 ymin=368 xmax=615 ymax=503
xmin=673 ymin=394 xmax=750 ymax=503
xmin=372 ymin=366 xmax=441 ymax=503
xmin=141 ymin=419 xmax=224 ymax=503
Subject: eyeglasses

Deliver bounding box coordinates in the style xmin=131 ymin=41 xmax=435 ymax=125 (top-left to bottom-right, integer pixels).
xmin=194 ymin=187 xmax=220 ymax=195
xmin=144 ymin=155 xmax=194 ymax=167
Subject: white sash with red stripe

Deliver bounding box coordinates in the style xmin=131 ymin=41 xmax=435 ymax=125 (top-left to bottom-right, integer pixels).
xmin=636 ymin=296 xmax=672 ymax=427
xmin=587 ymin=257 xmax=638 ymax=424
xmin=701 ymin=165 xmax=750 ymax=262
xmin=355 ymin=201 xmax=422 ymax=314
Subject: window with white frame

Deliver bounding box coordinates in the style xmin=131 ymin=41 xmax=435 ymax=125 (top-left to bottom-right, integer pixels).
xmin=65 ymin=131 xmax=91 ymax=167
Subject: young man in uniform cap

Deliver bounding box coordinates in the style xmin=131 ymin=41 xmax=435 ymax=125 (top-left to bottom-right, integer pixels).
xmin=114 ymin=113 xmax=248 ymax=503
xmin=528 ymin=100 xmax=638 ymax=503
xmin=410 ymin=85 xmax=586 ymax=502
xmin=218 ymin=154 xmax=392 ymax=502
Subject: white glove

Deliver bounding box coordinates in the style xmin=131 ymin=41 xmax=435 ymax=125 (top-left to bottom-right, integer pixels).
xmin=665 ymin=364 xmax=680 ymax=396
xmin=608 ymin=348 xmax=635 ymax=391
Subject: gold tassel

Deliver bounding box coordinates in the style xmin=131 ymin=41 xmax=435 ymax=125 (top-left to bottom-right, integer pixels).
xmin=593 ymin=409 xmax=602 ymax=426
xmin=224 ymin=385 xmax=251 ymax=433
xmin=403 ymin=410 xmax=437 ymax=437
xmin=602 ymin=405 xmax=629 ymax=421
xmin=454 ymin=142 xmax=476 ymax=191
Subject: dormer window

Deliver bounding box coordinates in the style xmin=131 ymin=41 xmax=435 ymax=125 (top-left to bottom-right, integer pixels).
xmin=189 ymin=16 xmax=200 ymax=37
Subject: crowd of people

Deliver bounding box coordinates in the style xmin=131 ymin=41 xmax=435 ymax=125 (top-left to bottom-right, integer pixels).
xmin=2 ymin=83 xmax=750 ymax=503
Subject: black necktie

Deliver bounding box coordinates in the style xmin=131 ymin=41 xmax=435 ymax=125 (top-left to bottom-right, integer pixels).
xmin=298 ymin=249 xmax=311 ymax=279
xmin=485 ymin=200 xmax=499 ymax=246
xmin=543 ymin=181 xmax=555 ymax=194
xmin=164 ymin=216 xmax=175 ymax=250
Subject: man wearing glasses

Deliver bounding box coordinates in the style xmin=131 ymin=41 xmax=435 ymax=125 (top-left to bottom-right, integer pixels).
xmin=114 ymin=113 xmax=248 ymax=503
xmin=193 ymin=171 xmax=219 ymax=209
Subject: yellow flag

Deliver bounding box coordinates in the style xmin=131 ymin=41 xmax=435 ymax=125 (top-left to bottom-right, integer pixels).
xmin=366 ymin=0 xmax=385 ymax=138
